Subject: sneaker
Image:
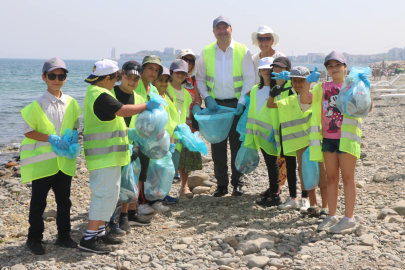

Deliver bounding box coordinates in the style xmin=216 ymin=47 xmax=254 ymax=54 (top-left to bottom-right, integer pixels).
xmin=278 ymin=197 xmax=299 ymax=210
xmin=160 ymin=195 xmax=179 ymax=205
xmin=151 ymin=201 xmax=170 ymax=212
xmin=138 ymin=204 xmax=155 ymax=215
xmin=128 ymin=215 xmax=151 ymax=226
xmin=78 ymin=236 xmax=111 ymax=254
xmin=256 ymin=195 xmax=282 ymax=207
xmin=107 ymin=221 xmax=127 ymax=236
xmin=26 ymin=238 xmax=45 ymax=255
xmin=118 ymin=214 xmax=131 ymax=233
xmin=299 ymin=198 xmax=310 ymax=213
xmin=317 ymin=216 xmax=338 ymax=231
xmin=55 ymin=234 xmax=78 ymax=248
xmin=329 ymin=218 xmax=357 ymax=234
xmin=99 ymin=233 xmax=123 ymax=245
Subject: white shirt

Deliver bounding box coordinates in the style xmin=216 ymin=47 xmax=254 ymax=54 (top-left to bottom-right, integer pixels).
xmin=174 ymin=87 xmax=185 ymax=123
xmin=256 ymin=86 xmax=270 ymax=115
xmin=23 ymin=91 xmax=80 ymax=136
xmin=196 ymin=39 xmax=255 ymax=105
xmin=252 ymin=51 xmax=286 ymax=84
xmin=291 ymin=88 xmax=311 ymax=113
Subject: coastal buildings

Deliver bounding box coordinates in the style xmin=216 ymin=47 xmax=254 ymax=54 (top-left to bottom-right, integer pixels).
xmin=287 ymin=52 xmax=385 ymax=64
xmin=388 ymin=47 xmax=405 ymax=61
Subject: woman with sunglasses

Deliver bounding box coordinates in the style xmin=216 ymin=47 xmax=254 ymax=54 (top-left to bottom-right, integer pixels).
xmin=251 ymin=25 xmax=286 ymax=84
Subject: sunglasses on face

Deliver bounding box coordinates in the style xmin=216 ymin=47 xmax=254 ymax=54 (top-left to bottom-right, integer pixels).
xmin=258 ymin=36 xmax=273 ymax=42
xmin=47 ymin=73 xmax=67 ymax=81
xmin=181 ymin=57 xmax=195 ymax=64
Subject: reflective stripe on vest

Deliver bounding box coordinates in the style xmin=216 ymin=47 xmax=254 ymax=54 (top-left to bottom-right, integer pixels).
xmin=84 ymin=144 xmax=128 ymax=156
xmin=83 ymin=130 xmax=127 ymax=141
xmin=20 ymin=141 xmax=51 ymax=152
xmin=21 ymin=152 xmax=57 ymax=166
xmin=281 ymin=114 xmax=311 ymax=129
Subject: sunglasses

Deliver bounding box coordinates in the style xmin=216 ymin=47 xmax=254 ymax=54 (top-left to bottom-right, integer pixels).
xmin=47 ymin=73 xmax=67 ymax=81
xmin=181 ymin=57 xmax=195 ymax=64
xmin=258 ymin=36 xmax=273 ymax=42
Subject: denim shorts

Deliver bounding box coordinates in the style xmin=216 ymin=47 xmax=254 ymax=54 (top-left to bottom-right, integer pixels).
xmin=322 ymin=138 xmax=343 ymax=154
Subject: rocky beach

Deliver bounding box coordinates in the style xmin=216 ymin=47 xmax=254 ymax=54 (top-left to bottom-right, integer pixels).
xmin=1 ymin=95 xmax=405 ymax=270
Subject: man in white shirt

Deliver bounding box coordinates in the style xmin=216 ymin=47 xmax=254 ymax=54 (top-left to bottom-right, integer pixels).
xmin=196 ymin=15 xmax=255 ymax=197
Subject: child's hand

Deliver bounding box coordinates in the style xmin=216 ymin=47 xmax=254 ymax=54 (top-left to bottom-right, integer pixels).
xmin=271 ymin=71 xmax=290 ymax=80
xmin=359 ymin=73 xmax=371 ymax=89
xmin=306 ymin=67 xmax=321 ymax=83
xmin=48 ymin=134 xmax=69 ymax=150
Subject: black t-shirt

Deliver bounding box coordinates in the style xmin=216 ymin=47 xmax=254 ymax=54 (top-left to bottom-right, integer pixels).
xmin=93 ymin=90 xmax=124 ymax=122
xmin=113 ymin=86 xmax=134 ymax=127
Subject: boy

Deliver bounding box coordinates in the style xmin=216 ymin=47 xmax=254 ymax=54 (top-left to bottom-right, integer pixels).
xmin=79 ymin=59 xmax=159 ymax=254
xmin=21 ymin=58 xmax=81 ymax=255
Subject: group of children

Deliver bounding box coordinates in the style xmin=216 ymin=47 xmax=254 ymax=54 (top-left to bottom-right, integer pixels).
xmin=20 ymin=50 xmax=370 ymax=255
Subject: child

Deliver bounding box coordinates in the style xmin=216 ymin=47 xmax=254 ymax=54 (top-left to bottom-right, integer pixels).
xmin=267 ymin=66 xmax=328 ymax=217
xmin=21 ymin=58 xmax=81 ymax=254
xmin=300 ymin=51 xmax=372 ymax=233
xmin=80 ymin=59 xmax=159 ymax=253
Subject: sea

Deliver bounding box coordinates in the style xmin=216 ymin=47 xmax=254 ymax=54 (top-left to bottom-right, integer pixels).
xmin=0 ymin=58 xmax=369 ymax=164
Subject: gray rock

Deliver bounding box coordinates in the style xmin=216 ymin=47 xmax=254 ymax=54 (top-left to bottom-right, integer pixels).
xmin=192 ymin=186 xmax=211 ymax=194
xmin=392 ymin=200 xmax=405 ymax=216
xmin=0 ymin=195 xmax=8 ymax=200
xmin=11 ymin=265 xmax=27 ymax=270
xmin=387 ymin=174 xmax=405 ymax=181
xmin=202 ymin=180 xmax=217 ymax=187
xmin=373 ymin=174 xmax=384 ymax=182
xmin=0 ymin=170 xmax=6 ymax=176
xmin=268 ymin=258 xmax=283 ymax=268
xmin=211 ymin=251 xmax=223 ymax=258
xmin=121 ymin=261 xmax=131 ymax=270
xmin=346 ymin=245 xmax=373 ymax=252
xmin=43 ymin=209 xmax=57 ymax=219
xmin=12 ymin=170 xmax=21 ymax=177
xmin=356 ymin=225 xmax=366 ymax=236
xmin=216 ymin=257 xmax=240 ymax=266
xmin=248 ymin=256 xmax=270 ymax=268
xmin=179 ymin=264 xmax=194 ymax=269
xmin=223 ymin=236 xmax=238 ymax=247
xmin=188 ymin=173 xmax=209 ymax=190
xmin=237 ymin=234 xmax=274 ymax=255
xmin=140 ymin=255 xmax=150 ymax=263
xmin=360 ymin=234 xmax=377 ymax=246
xmin=356 ymin=181 xmax=366 ymax=188
xmin=377 ymin=209 xmax=398 ymax=219
xmin=180 ymin=237 xmax=193 ymax=245
xmin=172 ymin=244 xmax=187 ymax=250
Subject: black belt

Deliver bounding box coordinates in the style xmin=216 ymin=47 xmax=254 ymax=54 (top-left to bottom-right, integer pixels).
xmin=215 ymin=98 xmax=238 ymax=102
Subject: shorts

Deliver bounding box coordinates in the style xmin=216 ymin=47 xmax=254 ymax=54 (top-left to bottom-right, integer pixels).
xmin=89 ymin=166 xmax=121 ymax=222
xmin=322 ymin=138 xmax=343 ymax=154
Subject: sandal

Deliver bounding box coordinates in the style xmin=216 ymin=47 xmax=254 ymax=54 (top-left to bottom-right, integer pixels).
xmin=179 ymin=187 xmax=194 ymax=198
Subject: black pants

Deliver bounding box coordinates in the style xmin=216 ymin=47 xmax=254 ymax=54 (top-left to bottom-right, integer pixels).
xmin=212 ymin=98 xmax=244 ymax=188
xmin=28 ymin=171 xmax=72 ymax=239
xmin=137 ymin=150 xmax=152 ymax=205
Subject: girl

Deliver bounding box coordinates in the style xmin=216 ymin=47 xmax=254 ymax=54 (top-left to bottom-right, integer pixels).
xmin=300 ymin=51 xmax=372 ymax=233
xmin=267 ymin=66 xmax=328 ymax=217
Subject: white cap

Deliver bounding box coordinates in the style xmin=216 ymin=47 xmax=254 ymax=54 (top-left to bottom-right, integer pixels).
xmin=177 ymin=49 xmax=196 ymax=60
xmin=258 ymin=57 xmax=274 ymax=69
xmin=251 ymin=25 xmax=279 ymax=47
xmin=85 ymin=59 xmax=119 ymax=82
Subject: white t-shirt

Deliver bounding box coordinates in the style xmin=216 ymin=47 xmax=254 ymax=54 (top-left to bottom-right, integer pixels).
xmin=174 ymin=87 xmax=185 ymax=122
xmin=291 ymin=88 xmax=311 ymax=113
xmin=256 ymin=86 xmax=270 ymax=115
xmin=252 ymin=51 xmax=286 ymax=84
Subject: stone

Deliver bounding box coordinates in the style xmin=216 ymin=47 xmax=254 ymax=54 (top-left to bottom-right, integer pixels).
xmin=346 ymin=245 xmax=373 ymax=252
xmin=377 ymin=209 xmax=398 ymax=219
xmin=180 ymin=237 xmax=193 ymax=245
xmin=389 ymin=216 xmax=405 ymax=223
xmin=223 ymin=236 xmax=238 ymax=247
xmin=188 ymin=173 xmax=209 ymax=190
xmin=356 ymin=181 xmax=366 ymax=188
xmin=268 ymin=258 xmax=283 ymax=268
xmin=179 ymin=264 xmax=194 ymax=269
xmin=360 ymin=234 xmax=377 ymax=246
xmin=248 ymin=256 xmax=270 ymax=268
xmin=0 ymin=170 xmax=7 ymax=176
xmin=140 ymin=255 xmax=150 ymax=263
xmin=12 ymin=170 xmax=21 ymax=177
xmin=219 ymin=266 xmax=234 ymax=270
xmin=46 ymin=217 xmax=55 ymax=222
xmin=172 ymin=244 xmax=187 ymax=250
xmin=10 ymin=265 xmax=27 ymax=270
xmin=216 ymin=258 xmax=240 ymax=265
xmin=43 ymin=209 xmax=57 ymax=219
xmin=237 ymin=234 xmax=274 ymax=255
xmin=192 ymin=186 xmax=211 ymax=194
xmin=392 ymin=200 xmax=405 ymax=216
xmin=121 ymin=261 xmax=131 ymax=270
xmin=356 ymin=225 xmax=366 ymax=236
xmin=328 ymin=245 xmax=342 ymax=252
xmin=373 ymin=174 xmax=384 ymax=182
xmin=387 ymin=174 xmax=405 ymax=181
xmin=202 ymin=180 xmax=217 ymax=187
xmin=6 ymin=162 xmax=18 ymax=168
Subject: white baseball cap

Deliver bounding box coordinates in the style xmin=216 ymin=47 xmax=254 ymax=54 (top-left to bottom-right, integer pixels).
xmin=85 ymin=59 xmax=119 ymax=82
xmin=251 ymin=25 xmax=279 ymax=47
xmin=258 ymin=57 xmax=274 ymax=69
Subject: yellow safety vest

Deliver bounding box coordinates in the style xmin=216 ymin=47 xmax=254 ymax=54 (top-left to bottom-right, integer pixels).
xmin=277 ymin=92 xmax=312 ymax=154
xmin=308 ymin=83 xmax=362 ymax=161
xmin=203 ymin=41 xmax=246 ymax=99
xmin=20 ymin=96 xmax=81 ymax=183
xmin=163 ymin=93 xmax=179 ymax=138
xmin=135 ymin=79 xmax=159 ymax=100
xmin=167 ymin=84 xmax=192 ymax=152
xmin=83 ymin=85 xmax=130 ymax=171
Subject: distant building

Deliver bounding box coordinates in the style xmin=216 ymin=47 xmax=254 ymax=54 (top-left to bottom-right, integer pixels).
xmin=164 ymin=47 xmax=175 ymax=55
xmin=111 ymin=48 xmax=116 ymax=59
xmin=175 ymin=49 xmax=181 ymax=56
xmin=287 ymin=56 xmax=297 ymax=62
xmin=388 ymin=47 xmax=405 ymax=61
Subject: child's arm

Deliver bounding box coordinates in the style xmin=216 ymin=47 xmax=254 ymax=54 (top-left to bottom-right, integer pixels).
xmin=300 ymin=82 xmax=311 ymax=104
xmin=24 ymin=131 xmax=50 ymax=142
xmin=266 ymin=97 xmax=278 ymax=108
xmin=115 ymin=103 xmax=148 ymax=117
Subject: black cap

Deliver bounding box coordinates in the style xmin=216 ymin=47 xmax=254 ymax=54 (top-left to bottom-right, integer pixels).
xmin=271 ymin=57 xmax=291 ymax=70
xmin=122 ymin=61 xmax=142 ymax=76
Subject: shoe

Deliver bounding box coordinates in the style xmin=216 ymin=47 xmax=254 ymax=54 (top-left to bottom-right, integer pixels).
xmin=160 ymin=195 xmax=179 ymax=205
xmin=317 ymin=216 xmax=338 ymax=231
xmin=306 ymin=206 xmax=320 ymax=217
xmin=259 ymin=188 xmax=271 ymax=197
xmin=173 ymin=172 xmax=180 ymax=183
xmin=26 ymin=238 xmax=45 ymax=255
xmin=299 ymin=198 xmax=310 ymax=213
xmin=78 ymin=236 xmax=111 ymax=254
xmin=128 ymin=215 xmax=151 ymax=226
xmin=118 ymin=214 xmax=131 ymax=234
xmin=319 ymin=209 xmax=329 ymax=219
xmin=278 ymin=197 xmax=299 ymax=210
xmin=151 ymin=201 xmax=170 ymax=212
xmin=256 ymin=194 xmax=282 ymax=207
xmin=179 ymin=187 xmax=194 ymax=199
xmin=55 ymin=234 xmax=78 ymax=248
xmin=138 ymin=204 xmax=155 ymax=215
xmin=232 ymin=185 xmax=243 ymax=196
xmin=107 ymin=221 xmax=127 ymax=236
xmin=329 ymin=218 xmax=357 ymax=234
xmin=213 ymin=186 xmax=228 ymax=197
xmin=99 ymin=233 xmax=123 ymax=245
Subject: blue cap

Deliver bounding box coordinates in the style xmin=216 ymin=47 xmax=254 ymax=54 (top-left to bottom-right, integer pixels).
xmin=213 ymin=15 xmax=231 ymax=28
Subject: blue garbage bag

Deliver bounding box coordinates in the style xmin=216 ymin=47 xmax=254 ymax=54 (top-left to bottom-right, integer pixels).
xmin=119 ymin=158 xmax=141 ymax=203
xmin=236 ymin=95 xmax=250 ymax=141
xmin=144 ymin=153 xmax=175 ymax=201
xmin=174 ymin=124 xmax=208 ymax=155
xmin=135 ymin=106 xmax=169 ymax=140
xmin=51 ymin=129 xmax=81 ymax=160
xmin=268 ymin=128 xmax=278 ymax=151
xmin=150 ymin=92 xmax=168 ymax=107
xmin=302 ymin=147 xmax=319 ymax=190
xmin=235 ymin=144 xmax=259 ymax=174
xmin=336 ymin=67 xmax=371 ymax=118
xmin=139 ymin=130 xmax=170 ymax=159
xmin=194 ymin=105 xmax=236 ymax=144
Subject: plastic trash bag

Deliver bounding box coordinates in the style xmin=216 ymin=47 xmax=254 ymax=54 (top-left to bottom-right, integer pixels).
xmin=139 ymin=130 xmax=170 ymax=159
xmin=119 ymin=158 xmax=141 ymax=203
xmin=150 ymin=92 xmax=168 ymax=107
xmin=267 ymin=128 xmax=278 ymax=151
xmin=144 ymin=153 xmax=175 ymax=201
xmin=302 ymin=147 xmax=319 ymax=190
xmin=336 ymin=67 xmax=371 ymax=118
xmin=235 ymin=144 xmax=259 ymax=174
xmin=236 ymin=95 xmax=250 ymax=141
xmin=135 ymin=106 xmax=169 ymax=139
xmin=174 ymin=124 xmax=208 ymax=155
xmin=194 ymin=105 xmax=236 ymax=144
xmin=52 ymin=129 xmax=81 ymax=160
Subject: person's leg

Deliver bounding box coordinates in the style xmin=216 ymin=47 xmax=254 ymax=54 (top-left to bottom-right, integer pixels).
xmin=323 ymin=152 xmax=340 ymax=216
xmin=338 ymin=153 xmax=357 ymax=219
xmin=211 ymin=138 xmax=229 ymax=188
xmin=318 ymin=162 xmax=328 ymax=209
xmin=229 ymin=112 xmax=244 ymax=187
xmin=121 ymin=203 xmax=129 ymax=213
xmin=260 ymin=149 xmax=279 ymax=195
xmin=284 ymin=155 xmax=298 ymax=199
xmin=137 ymin=151 xmax=151 ymax=206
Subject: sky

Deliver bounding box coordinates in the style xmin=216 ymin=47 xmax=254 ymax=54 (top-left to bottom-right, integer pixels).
xmin=1 ymin=0 xmax=405 ymax=60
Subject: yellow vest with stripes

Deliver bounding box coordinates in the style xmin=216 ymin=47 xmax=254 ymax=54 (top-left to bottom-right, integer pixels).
xmin=203 ymin=41 xmax=246 ymax=99
xmin=83 ymin=85 xmax=130 ymax=171
xmin=20 ymin=96 xmax=81 ymax=183
xmin=135 ymin=79 xmax=159 ymax=100
xmin=163 ymin=94 xmax=179 ymax=138
xmin=309 ymin=83 xmax=362 ymax=161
